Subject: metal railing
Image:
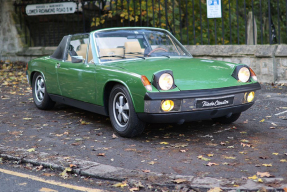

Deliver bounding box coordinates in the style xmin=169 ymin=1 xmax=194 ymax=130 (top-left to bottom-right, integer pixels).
xmin=14 ymin=0 xmax=287 ymax=46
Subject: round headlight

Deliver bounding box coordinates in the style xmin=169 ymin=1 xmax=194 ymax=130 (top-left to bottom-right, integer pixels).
xmin=159 ymin=73 xmax=174 ymax=90
xmin=238 ymin=67 xmax=251 ymax=83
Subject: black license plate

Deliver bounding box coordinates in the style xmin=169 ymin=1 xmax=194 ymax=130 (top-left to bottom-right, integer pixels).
xmin=196 ymin=96 xmax=234 ymax=108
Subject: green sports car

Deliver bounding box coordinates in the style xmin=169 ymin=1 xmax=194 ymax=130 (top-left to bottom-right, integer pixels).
xmin=26 ymin=27 xmax=261 ymax=137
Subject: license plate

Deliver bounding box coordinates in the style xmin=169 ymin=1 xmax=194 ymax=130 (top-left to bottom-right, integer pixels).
xmin=196 ymin=96 xmax=234 ymax=108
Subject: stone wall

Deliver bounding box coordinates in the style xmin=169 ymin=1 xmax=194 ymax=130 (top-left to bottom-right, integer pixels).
xmin=0 ymin=0 xmax=23 ymax=57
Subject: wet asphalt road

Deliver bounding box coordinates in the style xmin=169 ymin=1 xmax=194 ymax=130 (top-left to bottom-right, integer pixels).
xmin=0 ymin=70 xmax=287 ymax=184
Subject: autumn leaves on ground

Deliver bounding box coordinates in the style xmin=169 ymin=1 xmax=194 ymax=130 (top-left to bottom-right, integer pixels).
xmin=1 ymin=60 xmax=287 ymax=191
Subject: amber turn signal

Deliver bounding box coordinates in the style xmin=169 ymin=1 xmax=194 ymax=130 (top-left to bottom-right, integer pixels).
xmin=249 ymin=68 xmax=258 ymax=82
xmin=141 ymin=75 xmax=152 ymax=91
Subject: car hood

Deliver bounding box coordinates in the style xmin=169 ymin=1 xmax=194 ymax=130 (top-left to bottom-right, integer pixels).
xmin=108 ymin=57 xmax=251 ymax=91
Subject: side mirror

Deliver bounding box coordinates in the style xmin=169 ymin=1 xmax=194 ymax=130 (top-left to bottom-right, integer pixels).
xmin=72 ymin=56 xmax=85 ymax=63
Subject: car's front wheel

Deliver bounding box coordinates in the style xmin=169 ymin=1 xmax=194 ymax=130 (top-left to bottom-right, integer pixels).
xmin=109 ymin=84 xmax=145 ymax=137
xmin=212 ymin=112 xmax=241 ymax=124
xmin=32 ymin=72 xmax=55 ymax=110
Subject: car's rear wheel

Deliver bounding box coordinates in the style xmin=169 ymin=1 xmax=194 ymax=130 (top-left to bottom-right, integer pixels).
xmin=212 ymin=112 xmax=241 ymax=124
xmin=109 ymin=84 xmax=145 ymax=137
xmin=32 ymin=72 xmax=55 ymax=110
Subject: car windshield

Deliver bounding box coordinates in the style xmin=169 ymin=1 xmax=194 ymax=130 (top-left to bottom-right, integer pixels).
xmin=94 ymin=28 xmax=191 ymax=62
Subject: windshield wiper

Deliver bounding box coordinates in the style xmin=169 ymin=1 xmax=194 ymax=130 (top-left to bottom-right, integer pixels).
xmin=159 ymin=55 xmax=170 ymax=58
xmin=99 ymin=55 xmax=126 ymax=59
xmin=125 ymin=52 xmax=146 ymax=60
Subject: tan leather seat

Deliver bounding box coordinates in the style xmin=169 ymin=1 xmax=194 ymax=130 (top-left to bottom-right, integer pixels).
xmin=124 ymin=41 xmax=143 ymax=58
xmin=99 ymin=48 xmax=124 ymax=60
xmin=67 ymin=44 xmax=88 ymax=62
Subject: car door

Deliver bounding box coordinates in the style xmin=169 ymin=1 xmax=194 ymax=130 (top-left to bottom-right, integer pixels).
xmin=56 ymin=34 xmax=97 ymax=104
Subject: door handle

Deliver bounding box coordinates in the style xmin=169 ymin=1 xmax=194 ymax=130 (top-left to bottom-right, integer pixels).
xmin=56 ymin=63 xmax=60 ymax=68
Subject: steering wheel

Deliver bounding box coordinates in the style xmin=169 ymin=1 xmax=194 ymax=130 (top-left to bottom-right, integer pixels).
xmin=147 ymin=48 xmax=168 ymax=56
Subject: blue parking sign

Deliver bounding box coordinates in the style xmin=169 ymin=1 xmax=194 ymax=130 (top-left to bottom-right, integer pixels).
xmin=207 ymin=0 xmax=222 ymax=18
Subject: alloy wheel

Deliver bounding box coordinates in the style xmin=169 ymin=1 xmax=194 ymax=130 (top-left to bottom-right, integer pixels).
xmin=113 ymin=92 xmax=130 ymax=127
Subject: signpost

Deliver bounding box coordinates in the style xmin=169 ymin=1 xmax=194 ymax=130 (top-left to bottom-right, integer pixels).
xmin=26 ymin=2 xmax=77 ymax=16
xmin=207 ymin=0 xmax=222 ymax=18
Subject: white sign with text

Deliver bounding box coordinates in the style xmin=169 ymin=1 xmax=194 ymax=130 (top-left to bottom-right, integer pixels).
xmin=26 ymin=2 xmax=77 ymax=16
xmin=207 ymin=0 xmax=222 ymax=18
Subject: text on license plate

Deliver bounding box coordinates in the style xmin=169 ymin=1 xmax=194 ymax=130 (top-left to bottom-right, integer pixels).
xmin=196 ymin=96 xmax=234 ymax=108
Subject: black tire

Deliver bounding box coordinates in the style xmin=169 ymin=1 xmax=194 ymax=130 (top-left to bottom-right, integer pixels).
xmin=212 ymin=113 xmax=241 ymax=124
xmin=32 ymin=72 xmax=55 ymax=110
xmin=108 ymin=84 xmax=145 ymax=137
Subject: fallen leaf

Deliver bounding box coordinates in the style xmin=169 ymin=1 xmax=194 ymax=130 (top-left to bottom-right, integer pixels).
xmin=80 ymin=120 xmax=92 ymax=125
xmin=129 ymin=187 xmax=139 ymax=191
xmin=224 ymin=156 xmax=236 ymax=159
xmin=179 ymin=149 xmax=187 ymax=153
xmin=207 ymin=154 xmax=214 ymax=157
xmin=262 ymin=163 xmax=272 ymax=167
xmin=248 ymin=175 xmax=258 ymax=180
xmin=42 ymin=173 xmax=56 ymax=177
xmin=69 ymin=164 xmax=77 ymax=168
xmin=207 ymin=187 xmax=222 ymax=192
xmin=172 ymin=178 xmax=187 ymax=184
xmin=257 ymin=178 xmax=263 ymax=183
xmin=257 ymin=172 xmax=273 ymax=178
xmin=160 ymin=142 xmax=169 ymax=145
xmin=142 ymin=169 xmax=150 ymax=173
xmin=59 ymin=167 xmax=72 ymax=179
xmin=97 ymin=153 xmax=105 ymax=156
xmin=280 ymin=159 xmax=287 ymax=162
xmin=148 ymin=161 xmax=155 ymax=165
xmin=113 ymin=182 xmax=127 ymax=188
xmin=260 ymin=119 xmax=265 ymax=122
xmin=241 ymin=139 xmax=249 ymax=143
xmin=71 ymin=142 xmax=81 ymax=146
xmin=27 ymin=148 xmax=35 ymax=152
xmin=206 ymin=162 xmax=219 ymax=166
xmin=23 ymin=118 xmax=32 ymax=120
xmin=36 ymin=165 xmax=43 ymax=171
xmin=241 ymin=143 xmax=252 ymax=147
xmin=96 ymin=132 xmax=103 ymax=136
xmin=124 ymin=148 xmax=137 ymax=152
xmin=197 ymin=155 xmax=211 ymax=161
xmin=272 ymin=153 xmax=279 ymax=155
xmin=18 ymin=182 xmax=27 ymax=186
xmin=112 ymin=133 xmax=118 ymax=139
xmin=220 ymin=142 xmax=226 ymax=146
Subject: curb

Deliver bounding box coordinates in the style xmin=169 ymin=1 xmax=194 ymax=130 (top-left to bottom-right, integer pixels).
xmin=0 ymin=145 xmax=286 ymax=191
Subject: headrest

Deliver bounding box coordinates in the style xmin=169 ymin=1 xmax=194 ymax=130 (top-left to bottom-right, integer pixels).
xmin=77 ymin=44 xmax=88 ymax=51
xmin=124 ymin=41 xmax=142 ymax=53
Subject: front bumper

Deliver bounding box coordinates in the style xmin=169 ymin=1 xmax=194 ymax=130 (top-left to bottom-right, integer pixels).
xmin=137 ymin=83 xmax=261 ymax=123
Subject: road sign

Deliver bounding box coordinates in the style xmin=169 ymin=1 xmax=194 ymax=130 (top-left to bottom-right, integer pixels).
xmin=26 ymin=2 xmax=77 ymax=16
xmin=207 ymin=0 xmax=222 ymax=18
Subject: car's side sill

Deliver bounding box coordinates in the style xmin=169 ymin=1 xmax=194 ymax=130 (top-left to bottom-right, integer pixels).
xmin=49 ymin=94 xmax=108 ymax=116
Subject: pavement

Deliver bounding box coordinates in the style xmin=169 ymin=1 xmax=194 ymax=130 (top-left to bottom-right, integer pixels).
xmin=1 ymin=61 xmax=287 ymax=191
